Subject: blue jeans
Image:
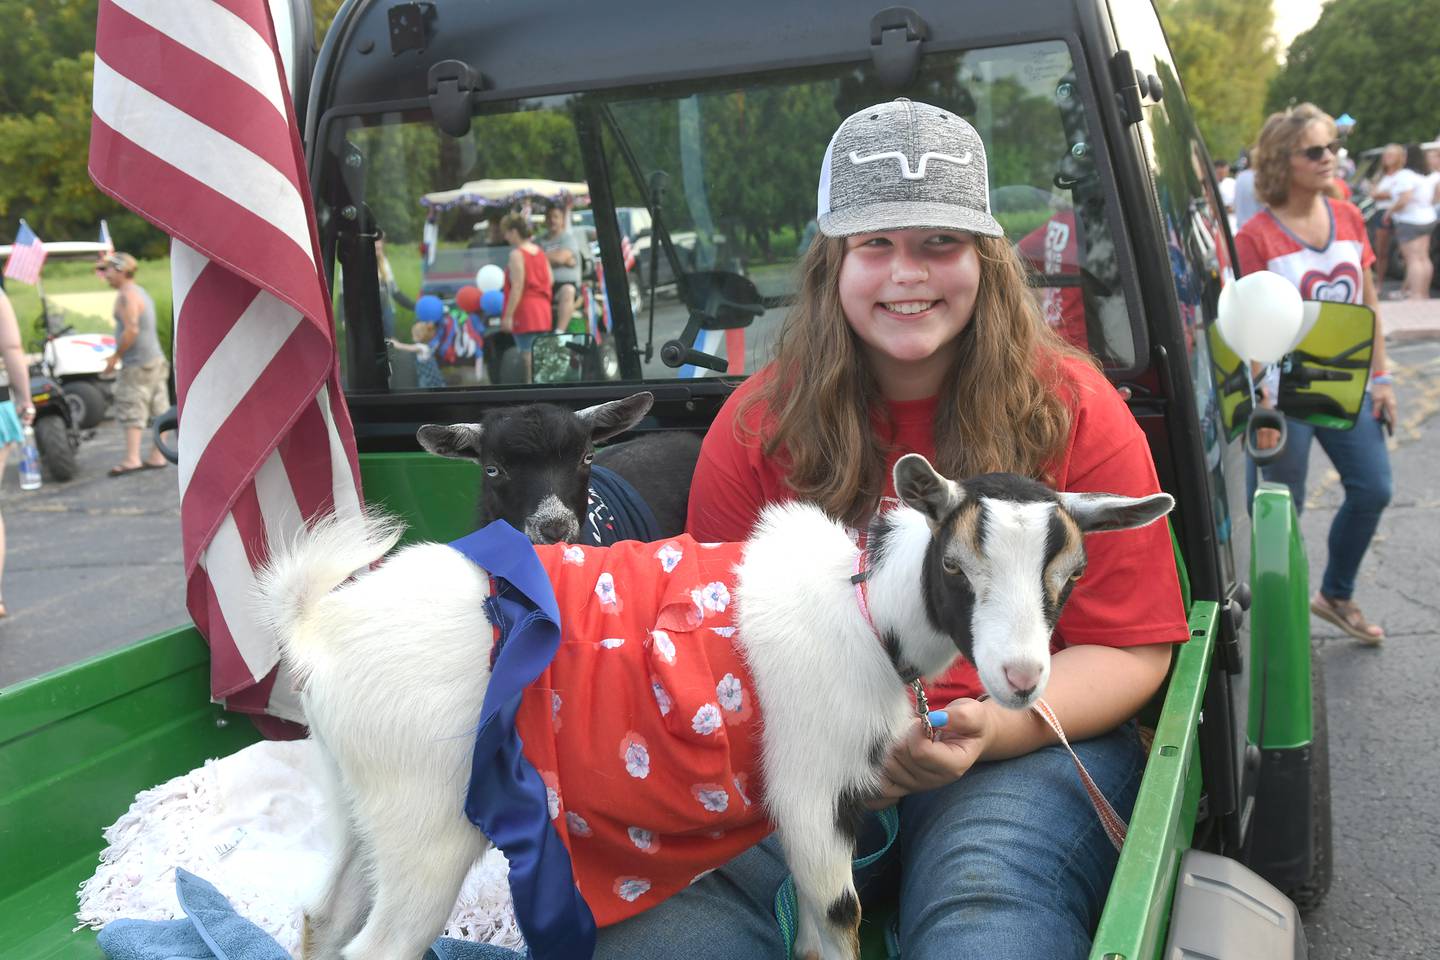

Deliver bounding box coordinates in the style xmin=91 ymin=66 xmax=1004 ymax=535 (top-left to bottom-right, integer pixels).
xmin=590 ymin=723 xmax=1146 ymax=960
xmin=1246 ymin=393 xmax=1392 ymax=599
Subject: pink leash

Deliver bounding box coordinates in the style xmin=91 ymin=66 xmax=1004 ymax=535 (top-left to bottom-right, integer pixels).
xmin=1030 ymin=697 xmax=1128 ymax=851
xmin=852 ymin=550 xmax=1127 ymax=852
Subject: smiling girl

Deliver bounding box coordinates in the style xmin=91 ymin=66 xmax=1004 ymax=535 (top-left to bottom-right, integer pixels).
xmin=593 ymin=101 xmax=1191 ymax=958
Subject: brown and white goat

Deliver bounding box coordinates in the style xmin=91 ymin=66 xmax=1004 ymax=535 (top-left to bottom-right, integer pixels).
xmin=256 ymin=454 xmax=1172 ymax=960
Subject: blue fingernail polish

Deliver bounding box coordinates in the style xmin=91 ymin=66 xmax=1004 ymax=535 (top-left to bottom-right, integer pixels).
xmin=927 ymin=710 xmax=948 ymax=728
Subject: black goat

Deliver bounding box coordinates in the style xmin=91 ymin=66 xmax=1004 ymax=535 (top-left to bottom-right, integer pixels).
xmin=416 ymin=392 xmax=701 ymax=544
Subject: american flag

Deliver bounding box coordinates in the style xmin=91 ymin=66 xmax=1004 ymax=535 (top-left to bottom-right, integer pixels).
xmin=89 ymin=0 xmax=363 ymax=729
xmin=3 ymin=220 xmax=47 ymax=285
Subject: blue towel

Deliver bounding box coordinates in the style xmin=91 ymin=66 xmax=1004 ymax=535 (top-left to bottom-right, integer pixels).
xmin=97 ymin=868 xmax=523 ymax=960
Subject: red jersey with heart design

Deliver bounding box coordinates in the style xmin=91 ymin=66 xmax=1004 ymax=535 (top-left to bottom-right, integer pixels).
xmin=513 ymin=536 xmax=768 ymax=926
xmin=1234 ymin=198 xmax=1375 ymax=303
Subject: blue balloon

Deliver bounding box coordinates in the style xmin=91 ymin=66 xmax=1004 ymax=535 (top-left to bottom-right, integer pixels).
xmin=481 ymin=289 xmax=505 ymax=316
xmin=415 ymin=294 xmax=445 ymax=324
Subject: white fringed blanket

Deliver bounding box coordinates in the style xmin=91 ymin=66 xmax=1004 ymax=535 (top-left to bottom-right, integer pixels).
xmin=75 ymin=739 xmax=526 ymax=955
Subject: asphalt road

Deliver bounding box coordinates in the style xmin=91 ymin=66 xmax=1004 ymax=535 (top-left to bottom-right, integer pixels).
xmin=1 ymin=341 xmax=1437 ymax=957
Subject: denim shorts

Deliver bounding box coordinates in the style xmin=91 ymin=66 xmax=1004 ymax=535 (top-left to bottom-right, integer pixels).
xmin=1394 ymin=220 xmax=1435 ymax=245
xmin=512 ymin=332 xmax=542 ymax=354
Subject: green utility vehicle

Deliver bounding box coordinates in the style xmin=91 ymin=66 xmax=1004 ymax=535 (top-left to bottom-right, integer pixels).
xmin=1 ymin=1 xmax=1382 ymax=957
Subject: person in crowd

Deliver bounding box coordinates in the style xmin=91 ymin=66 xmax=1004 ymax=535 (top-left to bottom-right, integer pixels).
xmin=1425 ymin=145 xmax=1440 ymax=209
xmin=1380 ymin=145 xmax=1436 ymax=300
xmin=1366 ymin=142 xmax=1406 ymax=282
xmin=1216 ymin=158 xmax=1237 ymax=234
xmin=97 ymin=253 xmax=170 ymax=477
xmin=387 ymin=318 xmax=447 ymax=389
xmin=1233 ymin=150 xmax=1261 ymax=232
xmin=540 ymin=204 xmax=582 ymax=331
xmin=375 ymin=228 xmax=415 ymax=339
xmin=0 ymin=288 xmax=34 ymax=618
xmin=498 ymin=212 xmax=554 ymax=384
xmin=589 ymin=100 xmax=1189 ymax=959
xmin=1235 ymin=103 xmax=1398 ymax=645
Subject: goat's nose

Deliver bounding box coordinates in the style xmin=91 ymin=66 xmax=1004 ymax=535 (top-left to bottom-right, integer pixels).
xmin=536 ymin=520 xmax=573 ymax=545
xmin=1003 ymin=663 xmax=1042 ymax=699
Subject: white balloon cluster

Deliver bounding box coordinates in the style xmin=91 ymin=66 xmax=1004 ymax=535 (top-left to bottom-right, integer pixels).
xmin=1214 ymin=271 xmax=1305 ymax=363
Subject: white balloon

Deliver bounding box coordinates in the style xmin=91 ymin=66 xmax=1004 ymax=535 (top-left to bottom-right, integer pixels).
xmin=1295 ymin=300 xmax=1322 ymax=346
xmin=1214 ymin=271 xmax=1304 ymax=364
xmin=476 ymin=264 xmax=505 ymax=292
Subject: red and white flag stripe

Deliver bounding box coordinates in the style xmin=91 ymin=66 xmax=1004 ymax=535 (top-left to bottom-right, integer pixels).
xmin=89 ymin=0 xmax=362 ymax=725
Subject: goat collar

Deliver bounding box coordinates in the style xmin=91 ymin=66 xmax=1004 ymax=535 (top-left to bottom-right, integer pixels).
xmin=853 ymin=549 xmax=936 ymax=741
xmin=850 ymin=548 xmax=877 ymax=630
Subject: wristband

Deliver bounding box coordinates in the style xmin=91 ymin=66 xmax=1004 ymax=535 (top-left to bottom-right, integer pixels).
xmin=1371 ymin=373 xmax=1394 ymax=386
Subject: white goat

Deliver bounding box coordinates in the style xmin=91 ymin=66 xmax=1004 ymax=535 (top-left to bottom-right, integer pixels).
xmin=256 ymin=454 xmax=1172 ymax=960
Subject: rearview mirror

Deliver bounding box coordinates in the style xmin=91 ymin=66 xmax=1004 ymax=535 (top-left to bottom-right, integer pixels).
xmin=1211 ymin=299 xmax=1376 ymax=440
xmin=1275 ymin=301 xmax=1375 ymax=428
xmin=532 ymin=333 xmax=614 ymax=384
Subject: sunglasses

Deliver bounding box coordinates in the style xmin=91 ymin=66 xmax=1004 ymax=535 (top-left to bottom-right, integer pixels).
xmin=1295 ymin=141 xmax=1341 ymax=162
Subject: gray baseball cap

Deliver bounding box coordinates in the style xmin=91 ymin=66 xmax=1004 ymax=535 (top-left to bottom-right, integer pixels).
xmin=817 ymin=99 xmax=1003 ymax=239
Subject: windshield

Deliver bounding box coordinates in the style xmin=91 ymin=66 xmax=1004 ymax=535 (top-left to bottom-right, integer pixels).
xmin=318 ymin=38 xmax=1136 ymax=393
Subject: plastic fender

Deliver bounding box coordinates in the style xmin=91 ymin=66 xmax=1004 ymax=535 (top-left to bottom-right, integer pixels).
xmin=1248 ymin=482 xmax=1313 ymax=750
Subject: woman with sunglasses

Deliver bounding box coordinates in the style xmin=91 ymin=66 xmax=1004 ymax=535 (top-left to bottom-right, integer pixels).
xmin=1234 ymin=102 xmax=1398 ymax=645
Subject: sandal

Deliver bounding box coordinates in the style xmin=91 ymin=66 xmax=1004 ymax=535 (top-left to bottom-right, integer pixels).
xmin=1310 ymin=592 xmax=1384 ymax=645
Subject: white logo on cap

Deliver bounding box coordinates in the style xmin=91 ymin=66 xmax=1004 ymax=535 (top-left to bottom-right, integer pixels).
xmin=847 ymin=149 xmax=973 ymax=180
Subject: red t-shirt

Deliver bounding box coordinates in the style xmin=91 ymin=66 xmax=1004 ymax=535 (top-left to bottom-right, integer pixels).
xmin=1234 ymin=199 xmax=1374 ymax=302
xmin=686 ymin=355 xmax=1189 ymax=705
xmin=503 ymin=243 xmax=555 ymax=334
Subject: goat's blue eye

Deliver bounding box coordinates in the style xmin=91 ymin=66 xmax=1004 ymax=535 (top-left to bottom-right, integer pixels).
xmin=484 ymin=465 xmax=501 ymax=478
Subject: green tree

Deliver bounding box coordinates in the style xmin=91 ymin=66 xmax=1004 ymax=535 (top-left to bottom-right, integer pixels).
xmin=0 ymin=52 xmax=164 ymax=256
xmin=1159 ymin=0 xmax=1277 ymax=162
xmin=0 ymin=0 xmax=99 ymax=116
xmin=1269 ymin=0 xmax=1440 ymax=152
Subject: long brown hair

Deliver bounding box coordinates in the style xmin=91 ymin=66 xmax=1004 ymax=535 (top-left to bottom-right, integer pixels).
xmin=743 ymin=233 xmax=1085 ymax=526
xmin=1253 ymin=103 xmax=1335 ymax=208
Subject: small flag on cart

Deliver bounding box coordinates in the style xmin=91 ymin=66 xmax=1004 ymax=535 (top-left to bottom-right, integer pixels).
xmin=3 ymin=220 xmax=47 ymax=285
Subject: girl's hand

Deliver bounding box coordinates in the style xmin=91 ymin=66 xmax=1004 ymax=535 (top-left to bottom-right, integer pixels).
xmin=868 ymin=698 xmax=994 ymax=808
xmin=1372 ymin=382 xmax=1398 ymax=434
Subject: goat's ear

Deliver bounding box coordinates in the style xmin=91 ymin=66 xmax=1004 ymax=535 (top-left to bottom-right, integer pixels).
xmin=894 ymin=454 xmax=964 ymax=525
xmin=577 ymin=392 xmax=654 ymax=444
xmin=1057 ymin=491 xmax=1175 ymax=534
xmin=416 ymin=423 xmax=484 ymax=461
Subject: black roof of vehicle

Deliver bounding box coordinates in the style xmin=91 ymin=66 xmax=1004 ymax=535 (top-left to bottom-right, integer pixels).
xmin=310 ymin=0 xmax=1092 ymax=133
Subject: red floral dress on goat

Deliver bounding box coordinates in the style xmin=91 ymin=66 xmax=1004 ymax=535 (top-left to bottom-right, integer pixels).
xmin=514 ymin=536 xmax=767 ymax=925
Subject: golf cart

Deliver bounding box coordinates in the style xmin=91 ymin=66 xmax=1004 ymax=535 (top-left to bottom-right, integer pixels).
xmin=0 ymin=239 xmax=117 ymax=429
xmin=0 ymin=1 xmax=1380 ymax=957
xmin=404 ymin=177 xmax=626 ymax=385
